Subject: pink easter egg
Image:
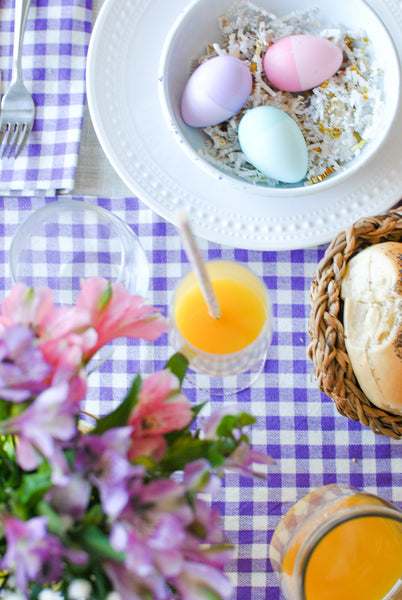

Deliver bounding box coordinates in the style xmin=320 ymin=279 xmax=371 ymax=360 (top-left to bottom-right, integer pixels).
xmin=263 ymin=34 xmax=343 ymax=92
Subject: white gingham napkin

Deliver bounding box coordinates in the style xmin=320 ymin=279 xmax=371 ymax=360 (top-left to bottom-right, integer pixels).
xmin=0 ymin=0 xmax=92 ymax=194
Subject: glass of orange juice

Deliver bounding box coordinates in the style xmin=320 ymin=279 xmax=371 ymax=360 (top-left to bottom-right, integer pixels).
xmin=269 ymin=483 xmax=402 ymax=600
xmin=169 ymin=260 xmax=273 ymax=394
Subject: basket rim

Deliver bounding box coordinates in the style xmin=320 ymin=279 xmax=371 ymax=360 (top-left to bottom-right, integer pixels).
xmin=307 ymin=208 xmax=402 ymax=439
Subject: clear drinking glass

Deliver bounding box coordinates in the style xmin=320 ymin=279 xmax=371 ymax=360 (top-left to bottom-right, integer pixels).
xmin=169 ymin=260 xmax=273 ymax=394
xmin=9 ymin=200 xmax=151 ymax=413
xmin=9 ymin=200 xmax=149 ymax=304
xmin=269 ymin=483 xmax=402 ymax=600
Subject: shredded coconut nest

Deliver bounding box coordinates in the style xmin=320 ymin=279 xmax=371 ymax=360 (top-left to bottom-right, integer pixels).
xmin=194 ymin=1 xmax=385 ymax=186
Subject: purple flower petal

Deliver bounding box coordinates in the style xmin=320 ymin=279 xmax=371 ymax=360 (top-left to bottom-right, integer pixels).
xmin=75 ymin=427 xmax=141 ymax=517
xmin=173 ymin=561 xmax=234 ymax=600
xmin=0 ymin=324 xmax=51 ymax=402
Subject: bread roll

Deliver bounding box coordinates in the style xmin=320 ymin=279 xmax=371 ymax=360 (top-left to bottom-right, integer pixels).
xmin=340 ymin=241 xmax=402 ymax=415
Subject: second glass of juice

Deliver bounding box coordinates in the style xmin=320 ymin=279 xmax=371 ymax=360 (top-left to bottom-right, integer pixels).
xmin=169 ymin=260 xmax=273 ymax=391
xmin=269 ymin=483 xmax=402 ymax=600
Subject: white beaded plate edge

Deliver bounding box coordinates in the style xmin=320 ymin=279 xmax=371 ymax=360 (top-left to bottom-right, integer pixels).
xmin=86 ymin=0 xmax=402 ymax=250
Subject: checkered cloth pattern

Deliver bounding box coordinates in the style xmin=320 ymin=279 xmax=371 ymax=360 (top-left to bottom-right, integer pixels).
xmin=0 ymin=0 xmax=92 ymax=194
xmin=1 ymin=195 xmax=401 ymax=600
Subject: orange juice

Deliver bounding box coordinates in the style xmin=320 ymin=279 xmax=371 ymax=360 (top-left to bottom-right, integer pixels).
xmin=270 ymin=485 xmax=402 ymax=600
xmin=303 ymin=511 xmax=402 ymax=600
xmin=170 ymin=261 xmax=272 ymax=377
xmin=175 ymin=276 xmax=266 ymax=354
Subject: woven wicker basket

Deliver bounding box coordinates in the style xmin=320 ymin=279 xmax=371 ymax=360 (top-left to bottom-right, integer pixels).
xmin=307 ymin=209 xmax=402 ymax=439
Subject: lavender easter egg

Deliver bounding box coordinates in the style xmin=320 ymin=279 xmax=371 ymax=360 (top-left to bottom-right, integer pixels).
xmin=181 ymin=55 xmax=252 ymax=127
xmin=263 ymin=34 xmax=343 ymax=92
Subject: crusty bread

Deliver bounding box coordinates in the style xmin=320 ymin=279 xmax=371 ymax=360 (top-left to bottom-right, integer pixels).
xmin=341 ymin=241 xmax=402 ymax=415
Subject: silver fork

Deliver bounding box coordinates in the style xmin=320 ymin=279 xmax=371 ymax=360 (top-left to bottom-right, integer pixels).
xmin=0 ymin=0 xmax=35 ymax=159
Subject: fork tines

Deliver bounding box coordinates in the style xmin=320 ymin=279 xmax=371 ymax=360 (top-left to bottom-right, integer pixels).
xmin=0 ymin=121 xmax=33 ymax=158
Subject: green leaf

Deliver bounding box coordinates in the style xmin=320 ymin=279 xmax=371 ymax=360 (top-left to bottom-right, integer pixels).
xmin=17 ymin=470 xmax=52 ymax=506
xmin=238 ymin=412 xmax=256 ymax=427
xmin=160 ymin=437 xmax=232 ymax=472
xmin=98 ymin=281 xmax=112 ymax=310
xmin=165 ymin=352 xmax=189 ymax=385
xmin=131 ymin=454 xmax=159 ymax=470
xmin=37 ymin=500 xmax=67 ymax=536
xmin=10 ymin=400 xmax=31 ymax=418
xmin=28 ymin=583 xmax=44 ymax=600
xmin=92 ymin=374 xmax=142 ymax=434
xmin=215 ymin=438 xmax=236 ymax=456
xmin=198 ymin=587 xmax=223 ymax=600
xmin=159 ymin=436 xmax=210 ymax=472
xmin=77 ymin=525 xmax=125 ymax=562
xmin=216 ymin=415 xmax=238 ymax=437
xmin=0 ymin=401 xmax=11 ymax=421
xmin=0 ymin=456 xmax=22 ymax=491
xmin=191 ymin=402 xmax=207 ymax=419
xmin=91 ymin=563 xmax=114 ymax=598
xmin=216 ymin=412 xmax=256 ymax=437
xmin=83 ymin=502 xmax=105 ymax=527
xmin=205 ymin=446 xmax=227 ymax=469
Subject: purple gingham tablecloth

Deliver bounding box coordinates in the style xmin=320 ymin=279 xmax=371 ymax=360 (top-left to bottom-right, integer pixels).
xmin=0 ymin=0 xmax=92 ymax=194
xmin=1 ymin=195 xmax=401 ymax=600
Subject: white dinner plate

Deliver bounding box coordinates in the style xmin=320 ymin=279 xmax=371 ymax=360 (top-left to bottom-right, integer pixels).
xmin=86 ymin=0 xmax=402 ymax=250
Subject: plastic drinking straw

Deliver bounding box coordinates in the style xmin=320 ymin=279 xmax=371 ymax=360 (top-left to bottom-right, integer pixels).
xmin=176 ymin=211 xmax=221 ymax=319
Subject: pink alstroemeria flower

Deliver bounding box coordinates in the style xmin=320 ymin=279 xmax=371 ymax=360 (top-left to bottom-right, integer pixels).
xmin=0 ymin=282 xmax=91 ymax=338
xmin=0 ymin=283 xmax=95 ymax=385
xmin=39 ymin=328 xmax=98 ymax=379
xmin=0 ymin=278 xmax=168 ymax=374
xmin=74 ymin=277 xmax=168 ymax=362
xmin=37 ymin=304 xmax=97 ymax=369
xmin=128 ymin=370 xmax=193 ymax=461
xmin=0 ymin=284 xmax=55 ymax=331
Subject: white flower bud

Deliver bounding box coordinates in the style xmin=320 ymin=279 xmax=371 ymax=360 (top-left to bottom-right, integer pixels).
xmin=67 ymin=580 xmax=92 ymax=600
xmin=105 ymin=593 xmax=122 ymax=600
xmin=1 ymin=592 xmax=26 ymax=600
xmin=38 ymin=590 xmax=61 ymax=600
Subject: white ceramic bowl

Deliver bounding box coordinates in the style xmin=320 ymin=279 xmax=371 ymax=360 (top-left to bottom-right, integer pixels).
xmin=159 ymin=0 xmax=400 ymax=194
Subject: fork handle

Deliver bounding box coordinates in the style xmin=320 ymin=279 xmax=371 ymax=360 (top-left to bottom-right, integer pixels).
xmin=12 ymin=0 xmax=32 ymax=83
